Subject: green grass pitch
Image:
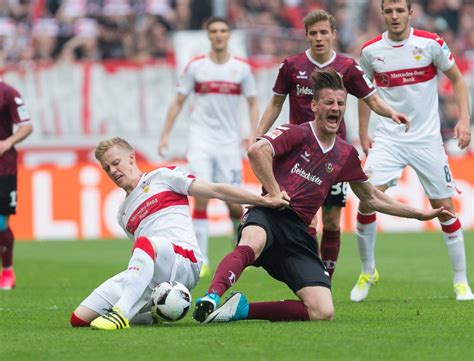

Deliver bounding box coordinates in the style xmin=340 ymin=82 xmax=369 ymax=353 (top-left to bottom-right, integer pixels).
xmin=0 ymin=232 xmax=473 ymax=361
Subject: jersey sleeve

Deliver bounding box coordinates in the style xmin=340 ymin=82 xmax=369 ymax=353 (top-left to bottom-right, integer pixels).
xmin=260 ymin=124 xmax=305 ymax=157
xmin=159 ymin=166 xmax=196 ymax=195
xmin=336 ymin=147 xmax=368 ymax=183
xmin=345 ymin=59 xmax=376 ymax=99
xmin=7 ymin=89 xmax=31 ymax=125
xmin=431 ymin=36 xmax=455 ymax=72
xmin=176 ymin=61 xmax=196 ymax=96
xmin=241 ymin=65 xmax=257 ymax=97
xmin=272 ymin=58 xmax=291 ymax=96
xmin=359 ymin=49 xmax=374 ymax=80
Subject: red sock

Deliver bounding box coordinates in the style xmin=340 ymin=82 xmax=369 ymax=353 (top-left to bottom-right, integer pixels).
xmin=0 ymin=227 xmax=14 ymax=268
xmin=247 ymin=300 xmax=309 ymax=321
xmin=207 ymin=245 xmax=255 ymax=296
xmin=320 ymin=228 xmax=340 ymax=279
xmin=70 ymin=312 xmax=90 ymax=327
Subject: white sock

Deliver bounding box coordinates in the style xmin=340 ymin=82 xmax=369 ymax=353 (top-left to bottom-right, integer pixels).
xmin=440 ymin=217 xmax=468 ymax=284
xmin=194 ymin=218 xmax=209 ymax=265
xmin=115 ymin=248 xmax=154 ymax=319
xmin=356 ymin=212 xmax=377 ymax=274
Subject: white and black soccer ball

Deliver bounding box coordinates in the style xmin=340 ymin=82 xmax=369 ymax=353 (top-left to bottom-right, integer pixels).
xmin=150 ymin=281 xmax=192 ymax=322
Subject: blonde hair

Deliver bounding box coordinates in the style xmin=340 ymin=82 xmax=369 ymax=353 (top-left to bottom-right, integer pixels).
xmin=95 ymin=137 xmax=133 ymax=162
xmin=303 ymin=10 xmax=336 ymax=33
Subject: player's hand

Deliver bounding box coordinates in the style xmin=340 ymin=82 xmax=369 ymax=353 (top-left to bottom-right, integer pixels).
xmin=262 ymin=191 xmax=290 ymax=209
xmin=359 ymin=135 xmax=373 ymax=156
xmin=391 ymin=112 xmax=410 ymax=132
xmin=454 ymin=120 xmax=471 ymax=149
xmin=158 ymin=137 xmax=168 ymax=157
xmin=0 ymin=139 xmax=13 ymax=156
xmin=416 ymin=207 xmax=455 ymax=221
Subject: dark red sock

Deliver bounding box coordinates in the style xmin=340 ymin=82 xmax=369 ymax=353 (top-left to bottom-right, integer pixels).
xmin=320 ymin=228 xmax=340 ymax=279
xmin=70 ymin=312 xmax=90 ymax=327
xmin=247 ymin=300 xmax=310 ymax=321
xmin=0 ymin=227 xmax=14 ymax=268
xmin=208 ymin=245 xmax=255 ymax=296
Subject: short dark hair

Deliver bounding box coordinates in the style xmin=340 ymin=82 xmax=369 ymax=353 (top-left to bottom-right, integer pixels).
xmin=311 ymin=68 xmax=346 ymax=101
xmin=303 ymin=10 xmax=336 ymax=33
xmin=381 ymin=0 xmax=412 ymax=10
xmin=205 ymin=16 xmax=230 ymax=30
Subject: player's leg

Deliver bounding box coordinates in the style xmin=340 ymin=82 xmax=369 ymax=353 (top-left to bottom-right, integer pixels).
xmin=0 ymin=175 xmax=18 ymax=290
xmin=351 ymin=142 xmax=404 ymax=302
xmin=320 ymin=182 xmax=347 ymax=278
xmin=193 ymin=196 xmax=211 ymax=277
xmin=217 ymin=144 xmax=244 ymax=243
xmin=193 ymin=223 xmax=265 ymax=322
xmin=411 ymin=144 xmax=473 ymax=300
xmin=90 ymin=236 xmax=156 ymax=329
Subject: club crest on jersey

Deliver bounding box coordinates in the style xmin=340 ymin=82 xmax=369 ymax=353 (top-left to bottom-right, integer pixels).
xmin=325 ymin=162 xmax=334 ymax=173
xmin=296 ymin=70 xmax=308 ymax=79
xmin=412 ymin=46 xmax=423 ymax=61
xmin=141 ymin=179 xmax=151 ymax=192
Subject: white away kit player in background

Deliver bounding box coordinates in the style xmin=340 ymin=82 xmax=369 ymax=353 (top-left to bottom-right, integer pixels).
xmin=352 ymin=0 xmax=473 ymax=302
xmin=158 ymin=16 xmax=259 ymax=278
xmin=70 ymin=137 xmax=288 ymax=330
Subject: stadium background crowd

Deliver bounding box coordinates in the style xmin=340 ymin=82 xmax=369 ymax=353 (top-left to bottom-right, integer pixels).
xmin=0 ymin=0 xmax=473 ymax=148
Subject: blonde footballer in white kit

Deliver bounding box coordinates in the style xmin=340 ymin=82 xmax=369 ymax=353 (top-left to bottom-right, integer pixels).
xmin=158 ymin=17 xmax=259 ymax=277
xmin=352 ymin=0 xmax=473 ymax=302
xmin=70 ymin=137 xmax=288 ymax=330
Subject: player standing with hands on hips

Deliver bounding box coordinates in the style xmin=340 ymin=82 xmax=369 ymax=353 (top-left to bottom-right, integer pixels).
xmin=0 ymin=81 xmax=32 ymax=290
xmin=351 ymin=0 xmax=473 ymax=302
xmin=158 ymin=17 xmax=259 ymax=278
xmin=256 ymin=10 xmax=409 ymax=279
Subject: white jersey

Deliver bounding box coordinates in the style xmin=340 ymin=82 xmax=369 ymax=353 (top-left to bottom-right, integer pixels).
xmin=117 ymin=166 xmax=202 ymax=260
xmin=177 ymin=55 xmax=257 ymax=145
xmin=360 ymin=27 xmax=455 ymax=146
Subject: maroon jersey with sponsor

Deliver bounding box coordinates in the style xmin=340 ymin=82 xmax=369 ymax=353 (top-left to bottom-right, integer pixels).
xmin=273 ymin=51 xmax=375 ymax=140
xmin=0 ymin=82 xmax=31 ymax=175
xmin=261 ymin=123 xmax=368 ymax=224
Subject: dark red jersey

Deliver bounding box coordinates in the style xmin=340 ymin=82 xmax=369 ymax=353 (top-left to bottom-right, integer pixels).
xmin=0 ymin=82 xmax=31 ymax=175
xmin=272 ymin=51 xmax=376 ymax=140
xmin=261 ymin=122 xmax=368 ymax=224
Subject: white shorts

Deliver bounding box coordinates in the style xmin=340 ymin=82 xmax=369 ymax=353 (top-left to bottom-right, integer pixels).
xmin=364 ymin=141 xmax=457 ymax=199
xmin=80 ymin=237 xmax=202 ymax=318
xmin=186 ymin=137 xmax=242 ymax=185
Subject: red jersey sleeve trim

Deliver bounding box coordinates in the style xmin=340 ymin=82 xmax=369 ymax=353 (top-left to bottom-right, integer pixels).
xmin=413 ymin=29 xmax=444 ymax=46
xmin=183 ymin=55 xmax=206 ymax=72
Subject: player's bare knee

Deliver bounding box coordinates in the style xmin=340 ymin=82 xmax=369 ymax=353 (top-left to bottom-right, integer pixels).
xmin=239 ymin=225 xmax=267 ymax=258
xmin=306 ymin=302 xmax=334 ymax=321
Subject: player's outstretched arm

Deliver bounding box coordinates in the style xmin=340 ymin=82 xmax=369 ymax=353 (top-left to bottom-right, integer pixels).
xmin=363 ymin=93 xmax=410 ymax=132
xmin=256 ymin=94 xmax=286 ymax=136
xmin=158 ymin=93 xmax=187 ymax=157
xmin=188 ymin=179 xmax=290 ymax=208
xmin=358 ymin=100 xmax=373 ymax=156
xmin=350 ymin=181 xmax=455 ymax=220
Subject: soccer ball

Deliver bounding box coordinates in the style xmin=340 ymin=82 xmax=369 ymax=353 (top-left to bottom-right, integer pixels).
xmin=150 ymin=281 xmax=192 ymax=322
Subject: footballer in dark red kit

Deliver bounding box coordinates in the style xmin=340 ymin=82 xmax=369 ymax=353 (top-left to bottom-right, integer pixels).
xmin=0 ymin=81 xmax=33 ymax=290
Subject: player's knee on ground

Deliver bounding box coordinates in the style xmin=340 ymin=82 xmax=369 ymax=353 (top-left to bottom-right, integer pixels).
xmin=300 ymin=290 xmax=335 ymax=321
xmin=305 ymin=301 xmax=334 ymax=321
